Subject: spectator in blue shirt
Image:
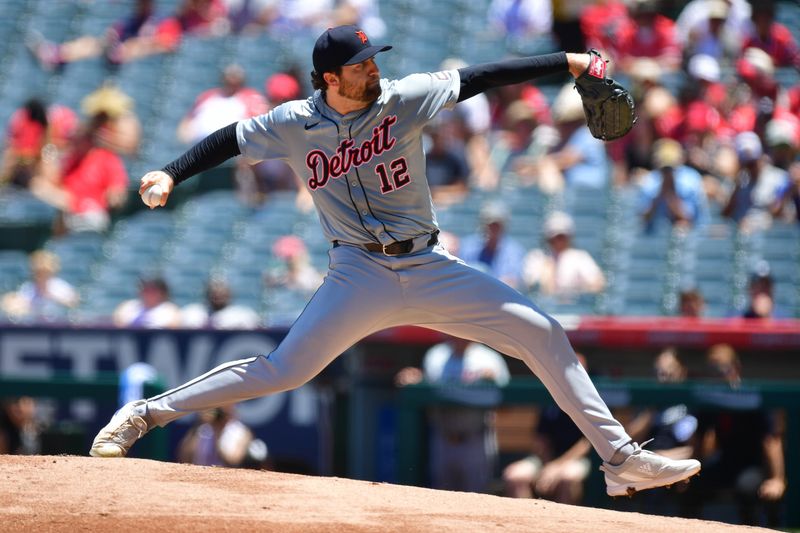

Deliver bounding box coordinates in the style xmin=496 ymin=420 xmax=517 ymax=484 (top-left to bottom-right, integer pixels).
xmin=459 ymin=200 xmax=526 ymax=290
xmin=540 ymin=82 xmax=610 ymax=191
xmin=722 ymin=132 xmax=788 ymax=232
xmin=638 ymin=139 xmax=710 ymax=234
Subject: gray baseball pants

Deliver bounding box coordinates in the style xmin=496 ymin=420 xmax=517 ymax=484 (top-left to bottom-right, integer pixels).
xmin=146 ymin=243 xmax=631 ymax=462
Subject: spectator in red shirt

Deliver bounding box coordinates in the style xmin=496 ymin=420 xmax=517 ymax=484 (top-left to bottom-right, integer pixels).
xmin=31 ymin=120 xmax=128 ymax=234
xmin=1 ymin=99 xmax=78 ymax=189
xmin=615 ymin=0 xmax=682 ymax=73
xmin=729 ymin=47 xmax=779 ymax=137
xmin=728 ymin=46 xmax=799 ymax=145
xmin=681 ymin=54 xmax=737 ymax=190
xmin=743 ymin=1 xmax=800 ymax=70
xmin=580 ymin=0 xmax=630 ymax=53
xmin=264 ymin=72 xmax=302 ymax=107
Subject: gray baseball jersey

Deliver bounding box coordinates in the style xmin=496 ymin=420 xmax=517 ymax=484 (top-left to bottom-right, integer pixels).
xmin=236 ymin=71 xmax=459 ymax=245
xmin=141 ymin=70 xmax=633 ymax=465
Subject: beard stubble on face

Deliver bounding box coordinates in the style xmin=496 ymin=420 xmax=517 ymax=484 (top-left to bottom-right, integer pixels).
xmin=338 ymin=76 xmax=381 ymax=103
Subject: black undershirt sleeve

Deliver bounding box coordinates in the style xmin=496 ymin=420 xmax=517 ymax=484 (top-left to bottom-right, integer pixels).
xmin=456 ymin=51 xmax=568 ymax=102
xmin=161 ymin=122 xmax=241 ymax=185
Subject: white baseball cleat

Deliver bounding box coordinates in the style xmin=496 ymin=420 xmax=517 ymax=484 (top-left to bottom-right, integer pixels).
xmin=89 ymin=400 xmax=150 ymax=458
xmin=600 ymin=441 xmax=701 ymax=497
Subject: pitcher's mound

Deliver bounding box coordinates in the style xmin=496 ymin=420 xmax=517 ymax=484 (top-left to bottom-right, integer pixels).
xmin=0 ymin=455 xmax=767 ymax=532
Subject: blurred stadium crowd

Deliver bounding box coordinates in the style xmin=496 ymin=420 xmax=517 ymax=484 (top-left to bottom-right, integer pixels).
xmin=0 ymin=0 xmax=798 ymax=326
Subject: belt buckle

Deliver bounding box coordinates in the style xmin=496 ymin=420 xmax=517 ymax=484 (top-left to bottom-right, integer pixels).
xmin=382 ymin=243 xmax=400 ymax=257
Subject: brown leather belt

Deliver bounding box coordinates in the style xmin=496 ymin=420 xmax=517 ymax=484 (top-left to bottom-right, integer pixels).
xmin=333 ymin=231 xmax=439 ymax=256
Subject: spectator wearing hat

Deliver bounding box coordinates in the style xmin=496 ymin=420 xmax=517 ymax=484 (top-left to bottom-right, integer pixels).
xmin=459 ymin=201 xmax=526 ymax=290
xmin=181 ymin=277 xmax=261 ymax=329
xmin=483 ymin=98 xmax=546 ymax=189
xmin=684 ymin=54 xmax=729 ymax=120
xmin=680 ymin=0 xmax=743 ymax=62
xmin=80 ymin=82 xmax=142 ymax=156
xmin=682 ymin=54 xmax=730 ymax=131
xmin=764 ymin=118 xmax=799 ymax=172
xmin=113 ymin=276 xmax=181 ymax=328
xmin=675 ymin=0 xmax=751 ymax=57
xmin=729 ymin=47 xmax=780 ymax=138
xmin=743 ymin=1 xmax=800 ymax=70
xmin=638 ymin=139 xmax=710 ymax=234
xmin=485 ymin=98 xmax=557 ymax=191
xmin=722 ymin=131 xmax=788 ymax=232
xmin=537 ymin=83 xmax=609 ymax=191
xmin=763 ymin=118 xmax=800 ymax=223
xmin=681 ymin=54 xmax=738 ymax=195
xmin=522 ymin=211 xmax=605 ymax=299
xmin=264 ymin=235 xmax=324 ymax=296
xmin=1 ymin=250 xmax=79 ymax=323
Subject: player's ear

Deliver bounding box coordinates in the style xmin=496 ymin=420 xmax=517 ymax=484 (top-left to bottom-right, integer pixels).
xmin=323 ymin=71 xmax=340 ymax=88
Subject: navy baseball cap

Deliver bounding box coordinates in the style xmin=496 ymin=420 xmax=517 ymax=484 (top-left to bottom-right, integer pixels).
xmin=312 ymin=25 xmax=391 ymax=74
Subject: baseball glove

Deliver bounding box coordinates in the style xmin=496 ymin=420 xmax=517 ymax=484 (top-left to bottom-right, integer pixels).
xmin=573 ymin=49 xmax=636 ymax=141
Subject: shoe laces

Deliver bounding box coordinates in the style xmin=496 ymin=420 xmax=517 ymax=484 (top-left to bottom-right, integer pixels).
xmin=109 ymin=413 xmax=148 ymax=445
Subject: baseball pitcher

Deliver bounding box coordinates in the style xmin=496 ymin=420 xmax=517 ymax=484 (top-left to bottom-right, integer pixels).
xmin=91 ymin=25 xmax=697 ymax=497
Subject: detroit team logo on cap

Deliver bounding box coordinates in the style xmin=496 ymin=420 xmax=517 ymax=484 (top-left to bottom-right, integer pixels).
xmin=355 ymin=30 xmax=368 ymax=44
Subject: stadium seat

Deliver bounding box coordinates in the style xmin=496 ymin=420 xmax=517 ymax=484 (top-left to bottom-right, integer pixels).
xmin=0 ymin=249 xmax=30 ymax=293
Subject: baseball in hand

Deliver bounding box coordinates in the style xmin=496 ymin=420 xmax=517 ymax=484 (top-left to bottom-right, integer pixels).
xmin=142 ymin=184 xmax=163 ymax=208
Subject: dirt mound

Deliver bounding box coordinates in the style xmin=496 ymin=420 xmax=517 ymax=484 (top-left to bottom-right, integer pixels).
xmin=0 ymin=455 xmax=768 ymax=532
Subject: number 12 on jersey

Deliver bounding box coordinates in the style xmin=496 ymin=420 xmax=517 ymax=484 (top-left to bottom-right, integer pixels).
xmin=376 ymin=157 xmax=410 ymax=194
